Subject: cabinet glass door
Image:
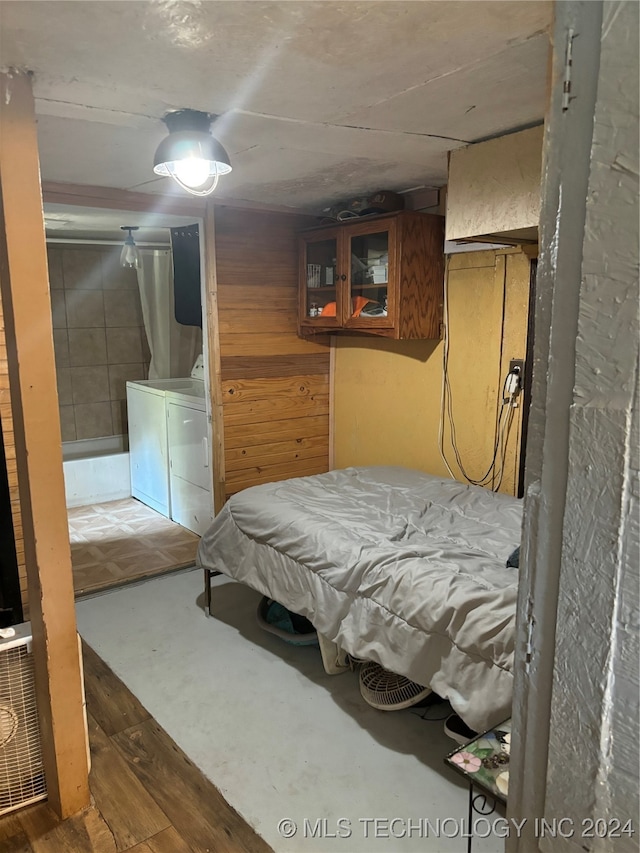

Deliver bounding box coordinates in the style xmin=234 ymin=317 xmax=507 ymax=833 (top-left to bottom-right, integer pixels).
xmin=301 ymin=235 xmax=339 ymax=326
xmin=347 ymin=229 xmax=391 ymax=324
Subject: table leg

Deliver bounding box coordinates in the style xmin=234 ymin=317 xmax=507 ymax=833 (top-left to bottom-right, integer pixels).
xmin=467 ymin=786 xmax=498 ymax=853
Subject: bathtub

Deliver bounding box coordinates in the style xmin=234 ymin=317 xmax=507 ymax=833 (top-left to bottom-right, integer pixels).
xmin=62 ymin=435 xmax=131 ymax=508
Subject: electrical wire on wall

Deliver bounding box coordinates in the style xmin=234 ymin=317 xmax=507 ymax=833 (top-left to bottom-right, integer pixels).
xmin=438 ymin=255 xmax=522 ymax=492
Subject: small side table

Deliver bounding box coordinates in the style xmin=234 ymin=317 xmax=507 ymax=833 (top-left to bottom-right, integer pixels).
xmin=444 ymin=718 xmax=511 ymax=853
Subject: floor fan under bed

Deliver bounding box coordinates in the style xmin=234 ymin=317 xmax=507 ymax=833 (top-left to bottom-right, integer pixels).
xmin=359 ymin=661 xmax=432 ymax=711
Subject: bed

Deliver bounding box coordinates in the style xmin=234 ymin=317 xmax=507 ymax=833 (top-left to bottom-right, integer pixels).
xmin=197 ymin=466 xmax=522 ymax=731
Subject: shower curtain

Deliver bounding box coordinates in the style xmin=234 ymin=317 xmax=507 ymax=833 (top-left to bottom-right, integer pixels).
xmin=136 ymin=249 xmax=202 ymax=379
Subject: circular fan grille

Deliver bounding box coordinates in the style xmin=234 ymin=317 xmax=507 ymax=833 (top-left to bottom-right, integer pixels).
xmin=0 ymin=705 xmax=18 ymax=748
xmin=359 ymin=662 xmax=431 ymax=711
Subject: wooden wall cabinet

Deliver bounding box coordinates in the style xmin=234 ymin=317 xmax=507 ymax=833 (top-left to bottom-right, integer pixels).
xmin=298 ymin=211 xmax=444 ymax=340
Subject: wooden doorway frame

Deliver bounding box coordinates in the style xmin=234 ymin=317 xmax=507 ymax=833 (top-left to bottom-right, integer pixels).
xmin=0 ymin=69 xmax=90 ymax=819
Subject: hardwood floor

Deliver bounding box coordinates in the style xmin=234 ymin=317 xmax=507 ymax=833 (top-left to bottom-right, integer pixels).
xmin=0 ymin=642 xmax=272 ymax=853
xmin=68 ymin=499 xmax=200 ymax=597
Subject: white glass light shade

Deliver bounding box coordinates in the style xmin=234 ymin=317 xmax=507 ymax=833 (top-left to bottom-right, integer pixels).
xmin=173 ymin=157 xmax=212 ymax=189
xmin=153 ymin=110 xmax=232 ymax=197
xmin=120 ymin=229 xmax=141 ymax=269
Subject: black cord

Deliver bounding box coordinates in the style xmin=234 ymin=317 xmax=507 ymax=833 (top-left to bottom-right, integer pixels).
xmin=440 ymin=260 xmax=516 ymax=488
xmin=439 ymin=254 xmax=523 ymax=492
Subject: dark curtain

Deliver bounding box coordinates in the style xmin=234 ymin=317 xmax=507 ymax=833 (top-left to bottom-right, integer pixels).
xmin=0 ymin=422 xmax=22 ymax=627
xmin=170 ymin=225 xmax=202 ymax=328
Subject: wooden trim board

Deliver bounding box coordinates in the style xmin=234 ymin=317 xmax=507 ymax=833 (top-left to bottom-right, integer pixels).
xmin=203 ymin=202 xmax=227 ymax=516
xmin=0 ymin=70 xmax=90 ymax=817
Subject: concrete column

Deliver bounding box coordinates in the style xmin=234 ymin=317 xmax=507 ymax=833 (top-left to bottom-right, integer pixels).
xmin=509 ymin=2 xmax=639 ymax=849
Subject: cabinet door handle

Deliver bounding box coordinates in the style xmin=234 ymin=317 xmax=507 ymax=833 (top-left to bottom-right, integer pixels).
xmin=340 ymin=274 xmax=347 ymax=281
xmin=203 ymin=436 xmax=209 ymax=467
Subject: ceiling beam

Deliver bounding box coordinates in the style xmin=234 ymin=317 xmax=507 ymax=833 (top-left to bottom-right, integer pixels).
xmin=42 ymin=181 xmax=316 ymax=218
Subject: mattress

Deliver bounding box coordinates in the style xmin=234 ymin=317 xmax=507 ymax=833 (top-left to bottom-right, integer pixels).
xmin=197 ymin=466 xmax=522 ymax=731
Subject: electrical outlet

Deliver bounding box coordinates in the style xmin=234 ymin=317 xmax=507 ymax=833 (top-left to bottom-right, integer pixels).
xmin=509 ymin=359 xmax=525 ymax=381
xmin=504 ymin=359 xmax=525 ymax=403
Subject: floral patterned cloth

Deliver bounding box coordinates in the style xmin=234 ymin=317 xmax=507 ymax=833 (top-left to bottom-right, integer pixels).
xmin=445 ymin=718 xmax=511 ymax=803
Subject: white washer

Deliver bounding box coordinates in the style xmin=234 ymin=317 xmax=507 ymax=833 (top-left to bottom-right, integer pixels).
xmin=126 ymin=357 xmax=206 ymax=519
xmin=166 ymin=382 xmax=212 ymax=536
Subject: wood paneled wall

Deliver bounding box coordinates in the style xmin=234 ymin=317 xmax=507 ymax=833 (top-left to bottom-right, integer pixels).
xmin=0 ymin=292 xmax=27 ymax=613
xmin=214 ymin=207 xmax=331 ymax=499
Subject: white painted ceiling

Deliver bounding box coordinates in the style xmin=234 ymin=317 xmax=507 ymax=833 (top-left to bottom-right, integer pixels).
xmin=44 ymin=204 xmax=198 ymax=243
xmin=1 ymin=1 xmax=552 ymax=214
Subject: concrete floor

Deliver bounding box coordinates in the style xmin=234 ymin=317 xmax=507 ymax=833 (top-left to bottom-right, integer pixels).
xmin=76 ymin=569 xmax=505 ymax=853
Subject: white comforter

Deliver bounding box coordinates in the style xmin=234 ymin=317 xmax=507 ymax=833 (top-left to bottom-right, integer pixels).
xmin=197 ymin=467 xmax=522 ymax=730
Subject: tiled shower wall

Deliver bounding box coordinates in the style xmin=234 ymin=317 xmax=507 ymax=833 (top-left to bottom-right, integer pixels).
xmin=47 ymin=245 xmax=150 ymax=442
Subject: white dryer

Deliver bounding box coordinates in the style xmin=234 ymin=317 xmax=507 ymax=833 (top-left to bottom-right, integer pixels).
xmin=166 ymin=382 xmax=212 ymax=536
xmin=126 ymin=356 xmax=207 ymax=520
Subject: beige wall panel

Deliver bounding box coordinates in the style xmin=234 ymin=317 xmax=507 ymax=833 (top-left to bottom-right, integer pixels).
xmin=333 ymin=336 xmax=445 ymax=474
xmin=446 ymin=126 xmax=544 ymax=240
xmin=448 ymin=251 xmax=498 ymax=271
xmin=333 ymin=250 xmax=531 ymax=496
xmin=444 ymin=260 xmax=504 ymax=481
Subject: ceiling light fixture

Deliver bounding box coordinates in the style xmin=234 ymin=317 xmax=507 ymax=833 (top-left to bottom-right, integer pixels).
xmin=120 ymin=226 xmax=141 ymax=269
xmin=153 ymin=109 xmax=232 ymax=197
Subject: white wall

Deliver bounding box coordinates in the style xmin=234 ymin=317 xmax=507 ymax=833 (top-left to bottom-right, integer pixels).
xmin=543 ymin=2 xmax=639 ymax=845
xmin=509 ymin=2 xmax=639 ymax=849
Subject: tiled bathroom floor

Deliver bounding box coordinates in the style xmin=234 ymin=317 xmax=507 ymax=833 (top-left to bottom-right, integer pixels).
xmin=68 ymin=498 xmax=200 ymax=596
